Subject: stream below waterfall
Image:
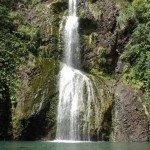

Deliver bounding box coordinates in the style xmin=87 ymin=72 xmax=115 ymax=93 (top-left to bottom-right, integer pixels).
xmin=0 ymin=141 xmax=150 ymax=150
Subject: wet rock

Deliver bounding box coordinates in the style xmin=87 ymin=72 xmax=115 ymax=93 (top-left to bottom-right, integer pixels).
xmin=13 ymin=58 xmax=59 ymax=140
xmin=89 ymin=75 xmax=114 ymax=141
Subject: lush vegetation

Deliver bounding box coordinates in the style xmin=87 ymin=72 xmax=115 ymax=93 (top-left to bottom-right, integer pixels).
xmin=0 ymin=0 xmax=149 ymax=140
xmin=0 ymin=1 xmax=37 ymax=103
xmin=115 ymin=0 xmax=150 ymax=106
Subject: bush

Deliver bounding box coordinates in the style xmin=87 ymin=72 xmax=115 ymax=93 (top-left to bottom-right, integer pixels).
xmin=97 ymin=47 xmax=106 ymax=66
xmin=121 ymin=22 xmax=150 ymax=104
xmin=132 ymin=0 xmax=150 ymax=22
xmin=115 ymin=0 xmax=150 ymax=106
xmin=0 ymin=2 xmax=35 ymax=103
xmin=0 ymin=30 xmax=28 ymax=101
xmin=117 ymin=5 xmax=136 ymax=30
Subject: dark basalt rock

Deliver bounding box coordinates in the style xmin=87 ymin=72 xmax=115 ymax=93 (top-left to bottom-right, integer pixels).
xmin=111 ymin=83 xmax=150 ymax=142
xmin=79 ymin=0 xmax=118 ymax=73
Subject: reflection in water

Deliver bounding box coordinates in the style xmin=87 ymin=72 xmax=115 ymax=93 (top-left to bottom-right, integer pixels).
xmin=0 ymin=141 xmax=150 ymax=150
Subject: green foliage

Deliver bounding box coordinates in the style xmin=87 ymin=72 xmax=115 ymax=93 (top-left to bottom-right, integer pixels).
xmin=0 ymin=2 xmax=37 ymax=103
xmin=32 ymin=0 xmax=41 ymax=5
xmin=132 ymin=0 xmax=150 ymax=22
xmin=17 ymin=25 xmax=39 ymax=41
xmin=9 ymin=11 xmax=25 ymax=28
xmin=97 ymin=47 xmax=106 ymax=66
xmin=121 ymin=23 xmax=150 ymax=104
xmin=116 ymin=0 xmax=150 ymax=30
xmin=115 ymin=0 xmax=150 ymax=106
xmin=0 ymin=30 xmax=28 ymax=101
xmin=87 ymin=2 xmax=102 ymax=20
xmin=0 ymin=4 xmax=10 ymax=29
xmin=117 ymin=5 xmax=136 ymax=30
xmin=113 ymin=0 xmax=132 ymax=8
xmin=90 ymin=69 xmax=112 ymax=80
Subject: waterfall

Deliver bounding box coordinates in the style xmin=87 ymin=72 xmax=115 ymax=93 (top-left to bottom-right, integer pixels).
xmin=56 ymin=0 xmax=96 ymax=141
xmin=64 ymin=0 xmax=80 ymax=68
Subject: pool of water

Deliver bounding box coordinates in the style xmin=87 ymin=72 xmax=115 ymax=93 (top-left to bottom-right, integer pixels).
xmin=0 ymin=141 xmax=150 ymax=150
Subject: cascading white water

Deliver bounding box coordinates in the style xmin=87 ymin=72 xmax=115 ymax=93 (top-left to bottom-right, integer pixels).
xmin=56 ymin=0 xmax=97 ymax=141
xmin=64 ymin=0 xmax=80 ymax=68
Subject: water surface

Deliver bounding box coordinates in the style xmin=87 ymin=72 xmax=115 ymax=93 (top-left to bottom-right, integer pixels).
xmin=0 ymin=141 xmax=150 ymax=150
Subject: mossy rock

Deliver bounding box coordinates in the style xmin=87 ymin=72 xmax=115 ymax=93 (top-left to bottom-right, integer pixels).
xmin=13 ymin=57 xmax=59 ymax=140
xmin=89 ymin=75 xmax=114 ymax=141
xmin=77 ymin=72 xmax=114 ymax=141
xmin=51 ymin=1 xmax=68 ymax=14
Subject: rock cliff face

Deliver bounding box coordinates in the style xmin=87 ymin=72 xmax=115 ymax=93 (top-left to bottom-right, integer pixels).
xmin=3 ymin=0 xmax=149 ymax=142
xmin=90 ymin=75 xmax=150 ymax=142
xmin=79 ymin=0 xmax=118 ymax=72
xmin=11 ymin=0 xmax=66 ymax=140
xmin=112 ymin=83 xmax=150 ymax=142
xmin=14 ymin=58 xmax=59 ymax=140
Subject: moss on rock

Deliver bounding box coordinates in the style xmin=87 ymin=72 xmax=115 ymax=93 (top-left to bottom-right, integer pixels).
xmin=88 ymin=74 xmax=114 ymax=141
xmin=13 ymin=57 xmax=59 ymax=140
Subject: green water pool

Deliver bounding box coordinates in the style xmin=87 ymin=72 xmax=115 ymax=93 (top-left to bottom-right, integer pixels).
xmin=0 ymin=141 xmax=150 ymax=150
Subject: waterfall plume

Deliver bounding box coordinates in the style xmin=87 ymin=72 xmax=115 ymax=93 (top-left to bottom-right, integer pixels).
xmin=56 ymin=0 xmax=97 ymax=141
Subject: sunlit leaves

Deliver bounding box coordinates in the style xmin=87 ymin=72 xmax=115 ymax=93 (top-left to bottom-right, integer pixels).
xmin=121 ymin=22 xmax=150 ymax=104
xmin=117 ymin=5 xmax=136 ymax=30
